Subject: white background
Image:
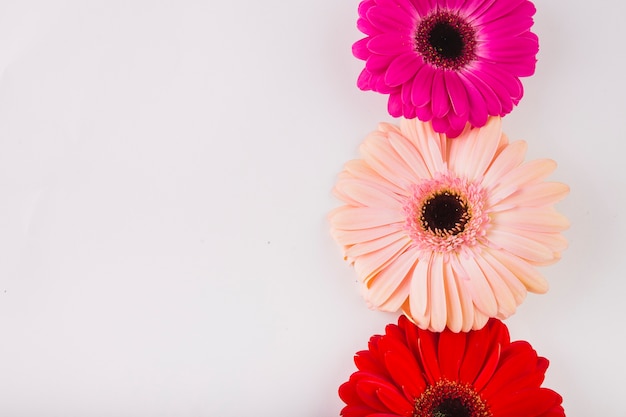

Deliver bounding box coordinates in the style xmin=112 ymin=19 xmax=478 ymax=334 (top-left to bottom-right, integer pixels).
xmin=0 ymin=1 xmax=622 ymax=415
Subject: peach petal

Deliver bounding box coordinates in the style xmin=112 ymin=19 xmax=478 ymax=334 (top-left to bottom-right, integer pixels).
xmin=377 ymin=274 xmax=412 ymax=312
xmin=345 ymin=231 xmax=410 ymax=259
xmin=366 ymin=249 xmax=420 ymax=308
xmin=354 ymin=238 xmax=412 ymax=283
xmin=428 ymin=253 xmax=448 ymax=332
xmin=361 ymin=136 xmax=417 ymax=189
xmin=442 ymin=260 xmax=463 ymax=333
xmin=400 ymin=118 xmax=446 ymax=177
xmin=480 ymin=249 xmax=527 ymax=305
xmin=472 ymin=308 xmax=490 ymax=330
xmin=331 ymin=222 xmax=405 ymax=247
xmin=386 ymin=131 xmax=432 ymax=179
xmin=451 ymin=262 xmax=476 ymax=333
xmin=474 ymin=254 xmax=517 ymax=317
xmin=491 ymin=181 xmax=570 ymax=211
xmin=408 ymin=256 xmax=432 ymax=328
xmin=455 ymin=254 xmax=498 ymax=317
xmin=344 ymin=159 xmax=405 ymax=195
xmin=488 ymin=228 xmax=554 ymax=263
xmin=488 ymin=249 xmax=549 ymax=293
xmin=335 ymin=177 xmax=405 ymax=209
xmin=330 ymin=206 xmax=405 ymax=230
xmin=490 ymin=208 xmax=570 ymax=233
xmin=526 ymin=231 xmax=568 ymax=254
xmin=378 ymin=121 xmax=402 ymax=135
xmin=488 ymin=159 xmax=557 ymax=205
xmin=448 ymin=116 xmax=502 ymax=180
xmin=482 ymin=140 xmax=527 ymax=188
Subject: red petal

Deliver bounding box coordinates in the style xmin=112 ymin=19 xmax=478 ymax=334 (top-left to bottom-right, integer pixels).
xmin=437 ymin=330 xmax=467 ymax=381
xmin=355 ymin=377 xmax=397 ymax=411
xmin=355 ymin=350 xmax=387 ymax=375
xmin=384 ymin=350 xmax=427 ymax=399
xmin=341 ymin=404 xmax=378 ymax=417
xmin=480 ymin=342 xmax=546 ymax=400
xmin=417 ymin=328 xmax=441 ymax=384
xmin=472 ymin=342 xmax=501 ymax=391
xmin=376 ymin=383 xmax=415 ymax=415
xmin=489 ymin=388 xmax=564 ymax=416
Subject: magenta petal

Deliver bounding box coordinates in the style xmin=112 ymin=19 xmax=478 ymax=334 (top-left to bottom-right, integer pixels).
xmin=413 ymin=0 xmax=438 ymax=17
xmin=478 ymin=63 xmax=524 ymax=101
xmin=401 ymin=76 xmax=415 ymax=107
xmin=385 ymin=53 xmax=422 ymax=87
xmin=388 ymin=92 xmax=403 ymax=117
xmin=366 ymin=53 xmax=395 ymax=72
xmin=367 ymin=33 xmax=413 ymax=55
xmin=431 ymin=116 xmax=450 ymax=135
xmin=485 ymin=16 xmax=533 ymax=38
xmin=357 ymin=0 xmax=376 ymax=18
xmin=367 ymin=5 xmax=414 ymax=32
xmin=444 ymin=0 xmax=468 ymax=10
xmin=403 ymin=102 xmax=417 ymax=119
xmin=457 ymin=73 xmax=489 ymax=127
xmin=480 ymin=0 xmax=534 ymax=25
xmin=485 ymin=38 xmax=539 ymax=61
xmin=485 ymin=46 xmax=538 ymax=72
xmin=373 ymin=74 xmax=396 ymax=94
xmin=430 ymin=71 xmax=450 ymax=119
xmin=470 ymin=68 xmax=514 ymax=115
xmin=444 ymin=72 xmax=469 ymax=117
xmin=357 ymin=68 xmax=374 ymax=91
xmin=353 ymin=37 xmax=372 ymax=60
xmin=461 ymin=70 xmax=502 ymax=116
xmin=377 ymin=0 xmax=418 ymax=17
xmin=357 ymin=17 xmax=379 ymax=36
xmin=410 ymin=64 xmax=435 ymax=108
xmin=415 ymin=103 xmax=433 ymax=121
xmin=445 ymin=110 xmax=469 ymax=136
xmin=463 ymin=0 xmax=498 ymax=21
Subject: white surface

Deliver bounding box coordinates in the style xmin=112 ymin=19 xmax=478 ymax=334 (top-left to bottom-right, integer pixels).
xmin=0 ymin=1 xmax=622 ymax=415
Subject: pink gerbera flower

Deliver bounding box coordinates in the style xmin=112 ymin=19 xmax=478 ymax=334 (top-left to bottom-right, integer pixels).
xmin=353 ymin=0 xmax=539 ymax=137
xmin=329 ymin=117 xmax=569 ymax=332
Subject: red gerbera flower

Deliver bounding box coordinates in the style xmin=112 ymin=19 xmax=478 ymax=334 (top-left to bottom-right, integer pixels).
xmin=339 ymin=316 xmax=565 ymax=417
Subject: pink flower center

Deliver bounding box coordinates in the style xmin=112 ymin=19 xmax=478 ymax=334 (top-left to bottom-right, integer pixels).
xmin=413 ymin=380 xmax=491 ymax=417
xmin=403 ymin=173 xmax=488 ymax=255
xmin=414 ymin=11 xmax=476 ymax=70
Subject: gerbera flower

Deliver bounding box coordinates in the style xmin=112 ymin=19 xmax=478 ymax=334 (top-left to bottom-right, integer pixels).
xmin=339 ymin=316 xmax=565 ymax=417
xmin=353 ymin=0 xmax=539 ymax=137
xmin=329 ymin=117 xmax=568 ymax=332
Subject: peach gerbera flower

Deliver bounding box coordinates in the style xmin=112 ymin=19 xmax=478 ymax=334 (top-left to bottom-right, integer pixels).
xmin=329 ymin=117 xmax=569 ymax=332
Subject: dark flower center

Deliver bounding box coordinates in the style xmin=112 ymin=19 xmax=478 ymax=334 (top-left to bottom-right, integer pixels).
xmin=414 ymin=11 xmax=476 ymax=70
xmin=433 ymin=398 xmax=470 ymax=417
xmin=420 ymin=191 xmax=470 ymax=236
xmin=413 ymin=380 xmax=491 ymax=417
xmin=429 ymin=22 xmax=464 ymax=59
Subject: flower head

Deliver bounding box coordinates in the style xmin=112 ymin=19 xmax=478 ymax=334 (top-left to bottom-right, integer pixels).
xmin=329 ymin=117 xmax=569 ymax=332
xmin=353 ymin=0 xmax=539 ymax=137
xmin=339 ymin=316 xmax=565 ymax=417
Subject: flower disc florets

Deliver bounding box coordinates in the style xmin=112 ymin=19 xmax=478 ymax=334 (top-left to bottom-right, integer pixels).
xmin=413 ymin=380 xmax=491 ymax=417
xmin=404 ymin=172 xmax=488 ymax=256
xmin=414 ymin=11 xmax=477 ymax=71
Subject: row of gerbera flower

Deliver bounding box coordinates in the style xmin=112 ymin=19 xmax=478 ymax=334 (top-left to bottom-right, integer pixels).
xmin=334 ymin=0 xmax=567 ymax=414
xmin=329 ymin=116 xmax=568 ymax=416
